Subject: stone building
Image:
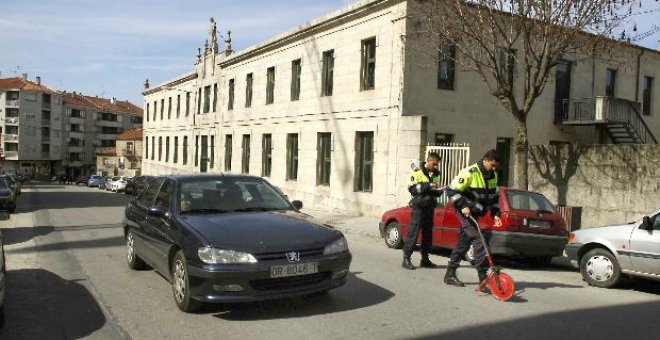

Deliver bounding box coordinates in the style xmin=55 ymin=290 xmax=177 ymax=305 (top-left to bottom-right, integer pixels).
xmin=142 ymin=0 xmax=659 ymax=215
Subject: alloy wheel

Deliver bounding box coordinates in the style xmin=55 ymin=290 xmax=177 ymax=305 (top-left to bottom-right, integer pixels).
xmin=173 ymin=259 xmax=186 ymax=303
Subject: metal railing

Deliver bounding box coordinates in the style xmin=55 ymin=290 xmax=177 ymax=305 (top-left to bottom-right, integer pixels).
xmin=561 ymin=97 xmax=657 ymax=144
xmin=425 ymin=143 xmax=470 ymax=188
xmin=5 ymin=100 xmax=19 ymax=107
xmin=4 ymin=134 xmax=19 ymax=142
xmin=5 ymin=117 xmax=19 ymax=125
xmin=4 ymin=151 xmax=18 ymax=158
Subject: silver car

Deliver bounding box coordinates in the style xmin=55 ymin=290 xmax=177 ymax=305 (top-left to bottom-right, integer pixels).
xmin=565 ymin=208 xmax=660 ymax=288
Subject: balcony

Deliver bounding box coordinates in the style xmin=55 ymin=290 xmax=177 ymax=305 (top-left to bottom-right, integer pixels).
xmin=41 ymin=152 xmax=50 ymax=159
xmin=42 ymin=102 xmax=51 ymax=110
xmin=41 ymin=119 xmax=51 ymax=126
xmin=3 ymin=151 xmax=18 ymax=159
xmin=5 ymin=100 xmax=19 ymax=108
xmin=561 ymin=97 xmax=657 ymax=144
xmin=98 ymin=119 xmax=121 ymax=127
xmin=5 ymin=117 xmax=19 ymax=125
xmin=4 ymin=134 xmax=19 ymax=142
xmin=69 ymin=116 xmax=84 ymax=124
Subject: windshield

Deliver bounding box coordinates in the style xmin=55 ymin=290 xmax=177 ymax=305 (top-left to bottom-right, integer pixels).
xmin=0 ymin=179 xmax=8 ymax=190
xmin=506 ymin=191 xmax=556 ymax=213
xmin=111 ymin=176 xmax=121 ymax=181
xmin=179 ymin=177 xmax=292 ymax=213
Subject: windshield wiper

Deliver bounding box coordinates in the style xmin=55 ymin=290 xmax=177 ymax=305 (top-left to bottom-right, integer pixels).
xmin=232 ymin=207 xmax=282 ymax=212
xmin=181 ymin=208 xmax=230 ymax=214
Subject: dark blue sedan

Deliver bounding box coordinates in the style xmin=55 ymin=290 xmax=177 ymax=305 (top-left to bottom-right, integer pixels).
xmin=123 ymin=174 xmax=352 ymax=312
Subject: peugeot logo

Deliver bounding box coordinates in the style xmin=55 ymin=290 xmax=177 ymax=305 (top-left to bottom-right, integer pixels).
xmin=286 ymin=251 xmax=300 ymax=262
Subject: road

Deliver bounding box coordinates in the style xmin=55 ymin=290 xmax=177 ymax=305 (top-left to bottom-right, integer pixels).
xmin=1 ymin=182 xmax=660 ymax=340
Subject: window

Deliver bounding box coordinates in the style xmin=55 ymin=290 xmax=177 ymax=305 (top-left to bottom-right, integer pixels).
xmin=154 ymin=179 xmax=173 ymax=209
xmin=291 ymin=59 xmax=301 ymax=101
xmin=146 ymin=103 xmax=150 ymax=122
xmin=437 ymin=43 xmax=456 ymax=90
xmin=197 ymin=88 xmax=202 ymax=114
xmin=643 ymin=76 xmax=654 ymax=116
xmin=266 ymin=67 xmax=275 ymax=105
xmin=228 ymin=79 xmax=235 ymax=110
xmin=151 ymin=136 xmax=155 ymax=160
xmin=361 ymin=37 xmax=376 ymax=91
xmin=322 ymin=50 xmax=334 ymax=96
xmin=225 ymin=135 xmax=233 ymax=171
xmin=145 ymin=137 xmax=149 ymax=159
xmin=496 ymin=137 xmax=511 ymax=186
xmin=138 ymin=178 xmax=163 ymax=207
xmin=434 ymin=133 xmax=454 ymax=145
xmin=286 ymin=133 xmax=299 ymax=180
xmin=174 ymin=136 xmax=178 ymax=164
xmin=153 ymin=101 xmax=157 ymax=121
xmin=165 ymin=137 xmax=170 ymax=162
xmin=195 ymin=136 xmax=199 ymax=166
xmin=245 ymin=73 xmax=253 ymax=108
xmin=498 ymin=48 xmax=516 ymax=89
xmin=242 ymin=134 xmax=251 ymax=174
xmin=203 ymin=86 xmax=211 ymax=113
xmin=158 ymin=137 xmax=163 ymax=161
xmin=183 ymin=136 xmax=188 ymax=165
xmin=160 ymin=99 xmax=164 ymax=120
xmin=176 ymin=95 xmax=181 ymax=118
xmin=168 ymin=97 xmax=172 ymax=119
xmin=555 ymin=60 xmax=572 ymax=123
xmin=317 ymin=133 xmax=332 ymax=186
xmin=210 ymin=135 xmax=215 ymax=169
xmin=606 ymin=68 xmax=616 ymax=97
xmin=262 ymin=134 xmax=272 ymax=177
xmin=185 ymin=92 xmax=190 ymax=116
xmin=213 ymin=83 xmax=218 ymax=112
xmin=355 ymin=132 xmax=374 ymax=192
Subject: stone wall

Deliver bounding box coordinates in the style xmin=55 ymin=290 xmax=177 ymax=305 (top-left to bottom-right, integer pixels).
xmin=528 ymin=144 xmax=660 ymax=228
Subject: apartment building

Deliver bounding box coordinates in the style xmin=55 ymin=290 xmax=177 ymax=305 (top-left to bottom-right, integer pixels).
xmin=96 ymin=128 xmax=143 ymax=177
xmin=0 ymin=75 xmax=143 ymax=179
xmin=142 ymin=0 xmax=659 ymax=215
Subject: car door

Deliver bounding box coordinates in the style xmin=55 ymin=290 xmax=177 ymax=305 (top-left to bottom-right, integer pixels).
xmin=143 ymin=179 xmax=177 ymax=275
xmin=130 ymin=178 xmax=164 ymax=266
xmin=629 ymin=211 xmax=660 ymax=275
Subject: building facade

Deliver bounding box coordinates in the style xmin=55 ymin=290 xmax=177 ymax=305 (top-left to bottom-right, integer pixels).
xmin=0 ymin=75 xmax=143 ymax=179
xmin=142 ymin=0 xmax=659 ymax=216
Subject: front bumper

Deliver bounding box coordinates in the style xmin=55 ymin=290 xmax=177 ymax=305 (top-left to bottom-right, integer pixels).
xmin=186 ymin=251 xmax=352 ymax=303
xmin=563 ymin=243 xmax=581 ymax=265
xmin=489 ymin=231 xmax=568 ymax=257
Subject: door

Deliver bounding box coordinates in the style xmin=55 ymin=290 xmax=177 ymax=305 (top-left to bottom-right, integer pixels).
xmin=130 ymin=178 xmax=164 ymax=266
xmin=144 ymin=178 xmax=176 ymax=275
xmin=200 ymin=136 xmax=209 ymax=173
xmin=555 ymin=60 xmax=571 ymax=123
xmin=629 ymin=212 xmax=660 ymax=275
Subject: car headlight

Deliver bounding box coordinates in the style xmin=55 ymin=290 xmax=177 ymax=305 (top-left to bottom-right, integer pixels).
xmin=323 ymin=237 xmax=348 ymax=255
xmin=198 ymin=247 xmax=257 ymax=264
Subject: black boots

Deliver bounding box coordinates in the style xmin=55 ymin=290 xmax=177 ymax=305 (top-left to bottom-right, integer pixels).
xmin=444 ymin=266 xmax=465 ymax=287
xmin=402 ymin=257 xmax=416 ymax=270
xmin=477 ymin=270 xmax=490 ymax=293
xmin=420 ymin=256 xmax=438 ymax=268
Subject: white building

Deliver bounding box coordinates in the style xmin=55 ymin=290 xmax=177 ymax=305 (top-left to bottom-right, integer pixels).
xmin=142 ymin=0 xmax=659 ymax=216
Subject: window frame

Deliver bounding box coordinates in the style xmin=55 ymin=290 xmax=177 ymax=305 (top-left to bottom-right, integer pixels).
xmin=262 ymin=134 xmax=272 ymax=177
xmin=360 ymin=37 xmax=377 ymax=91
xmin=437 ymin=43 xmax=456 ymax=90
xmin=321 ymin=50 xmax=334 ymax=97
xmin=245 ymin=73 xmax=253 ymax=108
xmin=242 ymin=134 xmax=251 ymax=174
xmin=317 ymin=133 xmax=332 ymax=186
xmin=291 ymin=59 xmax=301 ymax=101
xmin=286 ymin=133 xmax=299 ymax=181
xmin=354 ymin=131 xmax=374 ymax=192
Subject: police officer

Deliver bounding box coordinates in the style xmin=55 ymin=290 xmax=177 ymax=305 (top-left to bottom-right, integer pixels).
xmin=402 ymin=152 xmax=442 ymax=270
xmin=444 ymin=149 xmax=502 ymax=288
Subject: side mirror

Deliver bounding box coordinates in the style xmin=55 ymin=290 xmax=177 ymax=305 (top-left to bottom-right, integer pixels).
xmin=291 ymin=200 xmax=303 ymax=210
xmin=148 ymin=206 xmax=169 ymax=218
xmin=642 ymin=216 xmax=652 ymax=230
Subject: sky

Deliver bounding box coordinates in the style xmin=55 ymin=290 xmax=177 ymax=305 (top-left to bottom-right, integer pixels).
xmin=0 ymin=0 xmax=658 ymax=106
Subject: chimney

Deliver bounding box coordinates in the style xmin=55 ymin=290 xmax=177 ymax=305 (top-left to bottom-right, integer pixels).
xmin=144 ymin=79 xmax=150 ymax=90
xmin=36 ymin=76 xmax=41 ymax=85
xmin=21 ymin=73 xmax=28 ymax=80
xmin=111 ymin=97 xmax=117 ymax=105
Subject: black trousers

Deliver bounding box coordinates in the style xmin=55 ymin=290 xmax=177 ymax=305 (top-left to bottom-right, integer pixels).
xmin=448 ymin=213 xmax=491 ymax=271
xmin=403 ymin=206 xmax=434 ymax=258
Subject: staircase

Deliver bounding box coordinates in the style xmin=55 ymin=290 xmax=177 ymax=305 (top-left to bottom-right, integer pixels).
xmin=561 ymin=97 xmax=657 ymax=144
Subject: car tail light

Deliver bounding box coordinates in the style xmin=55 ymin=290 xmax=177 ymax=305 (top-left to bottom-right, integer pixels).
xmin=568 ymin=232 xmax=576 ymax=243
xmin=502 ymin=213 xmax=523 ymax=232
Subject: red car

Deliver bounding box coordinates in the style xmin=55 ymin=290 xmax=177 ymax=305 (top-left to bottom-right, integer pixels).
xmin=379 ymin=187 xmax=569 ymax=266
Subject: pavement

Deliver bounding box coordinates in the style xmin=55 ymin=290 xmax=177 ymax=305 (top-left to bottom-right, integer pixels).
xmin=300 ymin=207 xmax=382 ymax=240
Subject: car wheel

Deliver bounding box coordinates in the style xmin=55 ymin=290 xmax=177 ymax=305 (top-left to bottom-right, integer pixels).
xmin=580 ymin=248 xmax=621 ymax=288
xmin=9 ymin=204 xmax=16 ymax=214
xmin=172 ymin=250 xmax=201 ymax=313
xmin=126 ymin=232 xmax=146 ymax=270
xmin=384 ymin=222 xmax=403 ymax=249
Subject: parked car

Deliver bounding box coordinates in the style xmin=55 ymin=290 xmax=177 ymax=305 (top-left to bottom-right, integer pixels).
xmin=105 ymin=176 xmax=121 ymax=191
xmin=0 ymin=178 xmax=16 ymax=213
xmin=1 ymin=175 xmax=20 ymax=200
xmin=124 ymin=174 xmax=352 ymax=312
xmin=111 ymin=177 xmax=131 ymax=192
xmin=565 ymin=208 xmax=660 ymax=288
xmin=75 ymin=176 xmax=89 ymax=185
xmin=87 ymin=175 xmax=105 ymax=188
xmin=0 ymin=228 xmax=6 ymax=327
xmin=379 ymin=187 xmax=569 ymax=266
xmin=125 ymin=176 xmax=155 ymax=196
xmin=16 ymin=173 xmax=30 ymax=183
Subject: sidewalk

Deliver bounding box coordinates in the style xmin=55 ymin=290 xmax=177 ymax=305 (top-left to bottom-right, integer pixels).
xmin=300 ymin=207 xmax=382 ymax=240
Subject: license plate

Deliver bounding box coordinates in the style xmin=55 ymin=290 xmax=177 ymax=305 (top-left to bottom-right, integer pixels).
xmin=529 ymin=220 xmax=551 ymax=228
xmin=270 ymin=263 xmax=319 ymax=278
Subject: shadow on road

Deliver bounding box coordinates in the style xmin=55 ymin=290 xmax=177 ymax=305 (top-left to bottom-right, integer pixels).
xmin=208 ymin=272 xmax=395 ymax=320
xmin=0 ymin=269 xmax=109 ymax=340
xmin=16 ymin=189 xmax=134 ymax=213
xmin=410 ymin=300 xmax=660 ymax=340
xmin=1 ymin=226 xmax=55 ymax=245
xmin=5 ymin=234 xmax=125 ymax=254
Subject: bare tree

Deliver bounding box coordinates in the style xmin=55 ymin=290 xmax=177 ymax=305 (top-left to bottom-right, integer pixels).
xmin=411 ymin=0 xmax=639 ymax=189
